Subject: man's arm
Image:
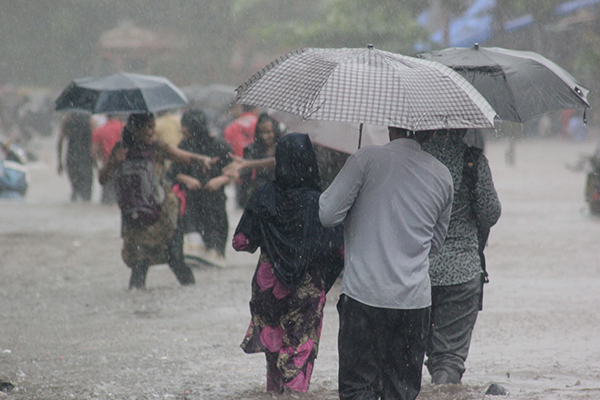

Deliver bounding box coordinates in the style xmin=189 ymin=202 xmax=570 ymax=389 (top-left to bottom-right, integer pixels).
xmin=319 ymin=154 xmax=363 ymax=227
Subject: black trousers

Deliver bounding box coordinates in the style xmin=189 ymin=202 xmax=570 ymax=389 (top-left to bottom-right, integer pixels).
xmin=337 ymin=294 xmax=430 ymax=400
xmin=168 ymin=217 xmax=195 ymax=285
xmin=184 ymin=198 xmax=229 ymax=257
xmin=67 ymin=160 xmax=92 ymax=202
xmin=425 ymin=276 xmax=481 ymax=383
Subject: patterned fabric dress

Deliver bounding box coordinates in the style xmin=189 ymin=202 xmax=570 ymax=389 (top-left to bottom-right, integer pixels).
xmin=422 ymin=133 xmax=501 ymax=286
xmin=239 ymin=249 xmax=327 ymax=392
xmin=120 ymin=141 xmax=179 ymax=268
xmin=233 ymin=133 xmax=344 ymax=393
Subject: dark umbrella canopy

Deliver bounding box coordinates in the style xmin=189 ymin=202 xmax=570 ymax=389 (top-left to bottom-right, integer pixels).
xmin=55 ymin=72 xmax=189 ymax=114
xmin=416 ymin=45 xmax=591 ymax=123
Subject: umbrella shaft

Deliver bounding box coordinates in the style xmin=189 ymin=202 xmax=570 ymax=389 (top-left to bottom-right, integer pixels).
xmin=358 ymin=123 xmax=363 ymax=149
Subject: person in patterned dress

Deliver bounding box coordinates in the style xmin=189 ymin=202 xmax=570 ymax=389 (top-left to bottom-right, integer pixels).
xmin=99 ymin=113 xmax=215 ymax=290
xmin=422 ymin=129 xmax=501 ymax=384
xmin=232 ymin=133 xmax=344 ymax=393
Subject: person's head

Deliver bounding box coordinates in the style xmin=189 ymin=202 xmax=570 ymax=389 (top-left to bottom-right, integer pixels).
xmin=180 ymin=108 xmax=210 ymax=141
xmin=254 ymin=113 xmax=281 ymax=149
xmin=388 ymin=126 xmax=436 ymax=146
xmin=275 ymin=133 xmax=320 ymax=190
xmin=241 ymin=104 xmax=259 ymax=115
xmin=122 ymin=113 xmax=155 ymax=148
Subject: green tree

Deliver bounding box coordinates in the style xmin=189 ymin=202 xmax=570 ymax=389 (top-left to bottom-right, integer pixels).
xmin=235 ymin=0 xmax=429 ymax=55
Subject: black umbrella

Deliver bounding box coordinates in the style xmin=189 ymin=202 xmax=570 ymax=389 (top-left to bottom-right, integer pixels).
xmin=55 ymin=72 xmax=189 ymax=114
xmin=416 ymin=44 xmax=591 ymax=123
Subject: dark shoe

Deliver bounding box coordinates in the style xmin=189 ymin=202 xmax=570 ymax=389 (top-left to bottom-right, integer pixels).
xmin=129 ymin=265 xmax=148 ymax=290
xmin=432 ymin=369 xmax=461 ymax=385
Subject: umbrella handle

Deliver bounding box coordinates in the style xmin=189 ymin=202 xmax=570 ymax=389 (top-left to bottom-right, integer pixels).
xmin=358 ymin=123 xmax=363 ymax=149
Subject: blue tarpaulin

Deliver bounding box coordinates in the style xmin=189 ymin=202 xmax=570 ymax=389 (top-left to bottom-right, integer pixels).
xmin=556 ymin=0 xmax=600 ymax=15
xmin=417 ymin=0 xmax=600 ymax=49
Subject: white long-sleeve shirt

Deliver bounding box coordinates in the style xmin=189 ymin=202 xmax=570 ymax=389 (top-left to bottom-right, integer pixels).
xmin=319 ymin=138 xmax=453 ymax=309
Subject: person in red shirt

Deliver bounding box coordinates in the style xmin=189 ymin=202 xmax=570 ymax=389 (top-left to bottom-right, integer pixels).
xmin=92 ymin=114 xmax=125 ymax=205
xmin=223 ymin=105 xmax=260 ymax=206
xmin=223 ymin=105 xmax=259 ymax=157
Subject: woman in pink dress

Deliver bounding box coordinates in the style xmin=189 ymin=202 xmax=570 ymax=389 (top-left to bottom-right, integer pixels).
xmin=232 ymin=133 xmax=343 ymax=393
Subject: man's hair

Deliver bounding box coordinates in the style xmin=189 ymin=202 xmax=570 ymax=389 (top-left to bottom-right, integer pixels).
xmin=389 ymin=126 xmax=435 ymax=145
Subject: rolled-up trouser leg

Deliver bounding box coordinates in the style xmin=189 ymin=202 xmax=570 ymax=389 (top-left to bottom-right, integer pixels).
xmin=425 ymin=276 xmax=481 ymax=384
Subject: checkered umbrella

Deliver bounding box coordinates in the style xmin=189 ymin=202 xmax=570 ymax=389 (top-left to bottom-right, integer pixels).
xmin=235 ymin=47 xmax=497 ymax=132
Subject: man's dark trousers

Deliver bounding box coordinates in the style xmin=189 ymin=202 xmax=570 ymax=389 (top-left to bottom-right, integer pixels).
xmin=337 ymin=294 xmax=430 ymax=400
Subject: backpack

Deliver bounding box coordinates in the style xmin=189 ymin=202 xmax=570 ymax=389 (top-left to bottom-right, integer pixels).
xmin=462 ymin=146 xmax=490 ymax=310
xmin=116 ymin=147 xmax=166 ymax=227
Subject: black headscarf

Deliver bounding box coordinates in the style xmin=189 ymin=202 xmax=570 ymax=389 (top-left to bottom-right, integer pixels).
xmin=235 ymin=133 xmax=343 ymax=289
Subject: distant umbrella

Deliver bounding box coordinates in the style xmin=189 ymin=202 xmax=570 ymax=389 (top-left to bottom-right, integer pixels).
xmin=55 ymin=72 xmax=189 ymax=114
xmin=416 ymin=44 xmax=591 ymax=123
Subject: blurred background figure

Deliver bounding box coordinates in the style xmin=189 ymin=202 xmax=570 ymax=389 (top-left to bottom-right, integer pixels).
xmin=154 ymin=109 xmax=183 ymax=147
xmin=239 ymin=113 xmax=282 ymax=207
xmin=92 ymin=114 xmax=124 ymax=205
xmin=168 ymin=108 xmax=233 ymax=268
xmin=99 ymin=112 xmax=214 ymax=290
xmin=57 ymin=112 xmax=94 ymax=202
xmin=313 ymin=144 xmax=350 ymax=191
xmin=223 ymin=104 xmax=259 ymax=157
xmin=223 ymin=104 xmax=260 ymax=207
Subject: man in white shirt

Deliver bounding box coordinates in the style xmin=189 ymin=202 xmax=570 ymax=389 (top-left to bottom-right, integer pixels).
xmin=319 ymin=126 xmax=453 ymax=400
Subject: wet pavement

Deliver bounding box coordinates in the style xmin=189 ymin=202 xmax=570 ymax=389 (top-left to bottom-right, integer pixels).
xmin=1 ymin=133 xmax=600 ymax=399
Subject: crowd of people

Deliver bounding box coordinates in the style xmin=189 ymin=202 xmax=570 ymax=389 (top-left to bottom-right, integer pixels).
xmin=55 ymin=103 xmax=501 ymax=400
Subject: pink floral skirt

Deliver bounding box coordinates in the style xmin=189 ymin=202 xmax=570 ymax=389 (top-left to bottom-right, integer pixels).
xmin=241 ymin=253 xmax=326 ymax=393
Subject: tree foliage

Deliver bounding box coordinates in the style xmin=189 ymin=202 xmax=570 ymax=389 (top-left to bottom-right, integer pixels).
xmin=244 ymin=0 xmax=429 ymax=55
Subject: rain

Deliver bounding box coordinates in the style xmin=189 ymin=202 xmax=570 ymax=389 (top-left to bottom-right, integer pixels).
xmin=1 ymin=1 xmax=600 ymax=399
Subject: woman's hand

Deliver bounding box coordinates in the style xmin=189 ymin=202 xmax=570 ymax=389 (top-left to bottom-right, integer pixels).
xmin=222 ymin=153 xmax=246 ymax=181
xmin=204 ymin=176 xmax=231 ymax=192
xmin=193 ymin=154 xmax=219 ymax=171
xmin=176 ymin=174 xmax=202 ymax=191
xmin=223 ymin=153 xmax=276 ymax=181
xmin=185 ymin=177 xmax=202 ymax=191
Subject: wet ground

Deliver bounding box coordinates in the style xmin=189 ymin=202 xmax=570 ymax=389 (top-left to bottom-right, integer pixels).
xmin=1 ymin=133 xmax=600 ymax=399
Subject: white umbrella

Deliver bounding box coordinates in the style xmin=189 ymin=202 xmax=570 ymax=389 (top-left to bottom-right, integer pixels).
xmin=236 ymin=46 xmax=497 ymax=151
xmin=272 ymin=111 xmax=388 ymax=154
